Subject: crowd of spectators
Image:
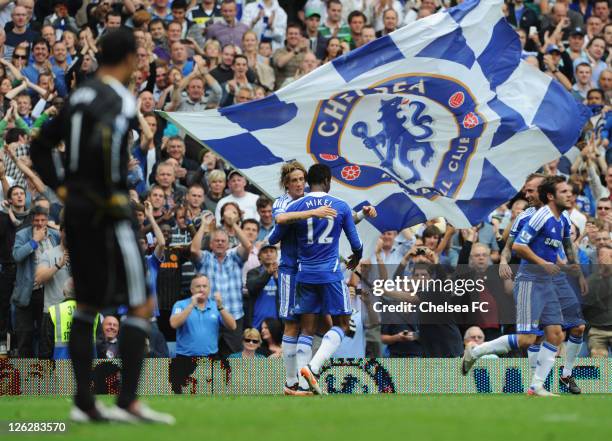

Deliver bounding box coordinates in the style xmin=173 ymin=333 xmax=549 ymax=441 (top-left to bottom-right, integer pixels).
xmin=0 ymin=0 xmax=611 ymax=362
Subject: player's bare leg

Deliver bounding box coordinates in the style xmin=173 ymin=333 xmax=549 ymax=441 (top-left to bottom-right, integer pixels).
xmin=69 ymin=304 xmax=108 ymax=422
xmin=301 ymin=315 xmax=350 ymax=395
xmin=462 ymin=333 xmax=536 ymax=375
xmin=106 ymin=297 xmax=175 ymax=423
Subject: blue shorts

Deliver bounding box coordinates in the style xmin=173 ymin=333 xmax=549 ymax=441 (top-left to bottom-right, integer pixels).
xmin=294 ymin=281 xmax=351 ymax=316
xmin=514 ymin=274 xmax=564 ymax=336
xmin=278 ymin=269 xmax=297 ymax=321
xmin=553 ymin=275 xmax=586 ymax=330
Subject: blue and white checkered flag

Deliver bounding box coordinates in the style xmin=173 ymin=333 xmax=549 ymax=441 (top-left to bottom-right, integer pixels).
xmin=163 ymin=0 xmax=589 ymax=248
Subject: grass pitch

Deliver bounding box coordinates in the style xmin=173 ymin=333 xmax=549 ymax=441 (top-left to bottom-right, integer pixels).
xmin=1 ymin=394 xmax=611 ymax=441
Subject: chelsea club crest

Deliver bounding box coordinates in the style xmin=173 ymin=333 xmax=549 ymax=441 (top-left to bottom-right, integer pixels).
xmin=307 ymin=74 xmax=486 ymax=199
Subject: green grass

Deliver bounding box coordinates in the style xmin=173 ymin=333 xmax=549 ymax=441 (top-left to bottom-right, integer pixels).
xmin=1 ymin=394 xmax=611 ymax=441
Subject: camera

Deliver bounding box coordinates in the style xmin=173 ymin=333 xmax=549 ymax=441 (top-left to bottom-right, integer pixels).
xmin=415 ymin=247 xmax=427 ymax=256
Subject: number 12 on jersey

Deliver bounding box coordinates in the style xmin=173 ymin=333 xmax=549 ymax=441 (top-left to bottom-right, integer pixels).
xmin=306 ymin=217 xmax=334 ymax=245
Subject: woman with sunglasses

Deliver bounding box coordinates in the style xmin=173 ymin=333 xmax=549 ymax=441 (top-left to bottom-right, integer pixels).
xmin=2 ymin=48 xmax=28 ymax=86
xmin=228 ymin=328 xmax=266 ymax=358
xmin=11 ymin=44 xmax=29 ymax=71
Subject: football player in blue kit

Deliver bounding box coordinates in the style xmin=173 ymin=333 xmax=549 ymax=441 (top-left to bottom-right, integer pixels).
xmin=270 ymin=164 xmax=363 ymax=395
xmin=269 ymin=162 xmax=375 ymax=395
xmin=270 ymin=161 xmax=335 ymax=395
xmin=498 ymin=174 xmax=587 ymax=393
xmin=463 ymin=176 xmax=581 ymax=396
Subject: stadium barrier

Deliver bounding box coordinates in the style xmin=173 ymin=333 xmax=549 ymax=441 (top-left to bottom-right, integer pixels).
xmin=1 ymin=358 xmax=610 ymax=396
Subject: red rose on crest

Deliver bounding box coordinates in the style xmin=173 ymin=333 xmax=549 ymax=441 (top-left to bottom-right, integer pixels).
xmin=341 ymin=165 xmax=361 ymax=181
xmin=462 ymin=112 xmax=479 ymax=129
xmin=449 ymin=92 xmax=465 ymax=108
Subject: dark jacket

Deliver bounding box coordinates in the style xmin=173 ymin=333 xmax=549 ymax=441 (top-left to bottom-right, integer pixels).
xmin=583 ymin=271 xmax=612 ymax=327
xmin=536 ymin=50 xmax=575 ymax=84
xmin=210 ymin=64 xmax=257 ymax=86
xmin=245 ymin=265 xmax=279 ymax=329
xmin=455 ymin=240 xmax=515 ymax=331
xmin=506 ymin=3 xmax=540 ymax=32
xmin=35 ymin=0 xmax=83 ymax=24
xmin=148 ymin=158 xmax=199 ymax=188
xmin=307 ymin=32 xmax=329 ymax=60
xmin=0 ymin=210 xmax=31 ymax=266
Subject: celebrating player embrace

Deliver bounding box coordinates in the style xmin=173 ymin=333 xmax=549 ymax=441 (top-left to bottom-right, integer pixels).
xmin=269 ymin=164 xmax=364 ymax=395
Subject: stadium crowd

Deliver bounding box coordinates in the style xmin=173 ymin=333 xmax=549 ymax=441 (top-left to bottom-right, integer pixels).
xmin=0 ymin=0 xmax=611 ymax=363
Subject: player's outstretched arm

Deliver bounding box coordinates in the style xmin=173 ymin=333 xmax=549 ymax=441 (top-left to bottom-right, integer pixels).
xmin=353 ymin=205 xmax=377 ymax=225
xmin=342 ymin=204 xmax=363 ymax=270
xmin=275 ymin=205 xmax=337 ymax=225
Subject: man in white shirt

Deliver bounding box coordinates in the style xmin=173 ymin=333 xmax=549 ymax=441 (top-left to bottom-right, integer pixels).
xmin=215 ymin=170 xmax=260 ymax=224
xmin=241 ymin=0 xmax=287 ymax=51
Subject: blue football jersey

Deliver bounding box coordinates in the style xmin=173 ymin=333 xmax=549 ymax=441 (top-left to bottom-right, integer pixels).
xmin=515 ymin=205 xmax=570 ymax=274
xmin=271 ymin=193 xmax=299 ymax=272
xmin=285 ymin=191 xmax=362 ymax=284
xmin=509 ymin=206 xmax=537 ymax=239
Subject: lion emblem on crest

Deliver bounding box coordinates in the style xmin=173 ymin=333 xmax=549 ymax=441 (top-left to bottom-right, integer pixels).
xmin=351 ymin=97 xmax=435 ymax=184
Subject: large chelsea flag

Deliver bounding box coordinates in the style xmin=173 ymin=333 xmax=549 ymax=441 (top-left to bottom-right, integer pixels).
xmin=163 ymin=0 xmax=589 ymax=245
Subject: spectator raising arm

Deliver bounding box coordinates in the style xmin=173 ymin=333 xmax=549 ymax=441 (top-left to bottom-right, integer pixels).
xmin=246 ymin=260 xmax=277 ymax=300
xmin=25 ymin=79 xmax=51 ymax=100
xmin=145 ymin=200 xmax=165 ymax=260
xmin=6 ymin=82 xmax=28 ymax=101
xmin=225 ymin=208 xmax=252 ymax=261
xmin=0 ymin=58 xmax=24 ymax=82
xmin=122 ymin=0 xmax=137 ymax=16
xmin=373 ymin=240 xmax=389 ymax=280
xmin=190 ymin=210 xmax=216 ymax=262
xmin=166 ymin=70 xmax=194 ymax=112
xmin=193 ymin=55 xmax=223 ymax=107
xmin=0 ymin=158 xmax=10 ymax=198
xmin=136 ymin=100 xmax=154 ymax=147
xmin=5 ymin=143 xmax=47 ymax=195
xmin=436 ymin=224 xmax=455 ymax=256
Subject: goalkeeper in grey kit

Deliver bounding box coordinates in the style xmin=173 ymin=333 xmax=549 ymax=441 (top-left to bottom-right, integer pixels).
xmin=30 ymin=28 xmax=174 ymax=424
